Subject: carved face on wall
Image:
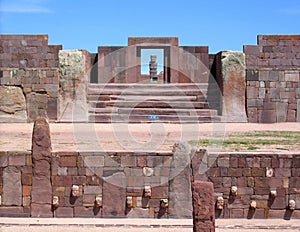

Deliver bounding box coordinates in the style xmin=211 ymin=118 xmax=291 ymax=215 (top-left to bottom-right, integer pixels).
xmin=270 ymin=190 xmax=277 ymax=198
xmin=95 ymin=195 xmax=102 ymax=207
xmin=144 ymin=186 xmax=152 ymax=197
xmin=160 ymin=199 xmax=168 ymax=208
xmin=52 ymin=196 xmax=59 ymax=207
xmin=231 ymin=186 xmax=238 ymax=196
xmin=250 ymin=200 xmax=257 ymax=209
xmin=216 ymin=196 xmax=224 ymax=210
xmin=126 ymin=196 xmax=133 ymax=208
xmin=71 ymin=185 xmax=80 ymax=197
xmin=289 ymin=200 xmax=296 ymax=210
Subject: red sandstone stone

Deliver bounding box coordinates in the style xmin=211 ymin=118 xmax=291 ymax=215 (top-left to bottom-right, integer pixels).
xmin=192 ymin=181 xmax=215 ymax=232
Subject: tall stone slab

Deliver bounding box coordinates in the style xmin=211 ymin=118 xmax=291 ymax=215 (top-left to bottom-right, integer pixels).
xmin=3 ymin=166 xmax=22 ymax=206
xmin=221 ymin=51 xmax=247 ymax=122
xmin=102 ymin=172 xmax=126 ymax=217
xmin=192 ymin=181 xmax=215 ymax=232
xmin=31 ymin=117 xmax=52 ymax=217
xmin=169 ymin=142 xmax=193 ymax=218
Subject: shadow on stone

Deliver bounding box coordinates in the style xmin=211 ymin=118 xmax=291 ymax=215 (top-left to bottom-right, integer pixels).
xmin=284 ymin=209 xmax=293 ymax=220
xmin=247 ymin=207 xmax=255 ymax=219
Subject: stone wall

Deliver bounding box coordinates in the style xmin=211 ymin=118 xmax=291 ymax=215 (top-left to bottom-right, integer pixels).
xmin=192 ymin=151 xmax=300 ymax=219
xmin=0 ymin=35 xmax=62 ymax=122
xmin=244 ymin=35 xmax=300 ymax=123
xmin=1 ymin=148 xmax=299 ymax=219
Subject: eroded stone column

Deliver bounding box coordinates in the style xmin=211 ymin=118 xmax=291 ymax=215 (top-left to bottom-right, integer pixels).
xmin=192 ymin=181 xmax=215 ymax=232
xmin=169 ymin=142 xmax=193 ymax=218
xmin=31 ymin=117 xmax=52 ymax=217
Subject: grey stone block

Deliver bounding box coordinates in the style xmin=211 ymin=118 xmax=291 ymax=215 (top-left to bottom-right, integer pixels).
xmin=3 ymin=166 xmax=22 ymax=206
xmin=276 ymin=102 xmax=288 ymax=122
xmin=83 ymin=156 xmax=104 ymax=167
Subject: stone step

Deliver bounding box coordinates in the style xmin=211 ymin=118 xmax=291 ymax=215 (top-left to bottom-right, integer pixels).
xmin=88 ymin=88 xmax=206 ymax=96
xmin=87 ymin=95 xmax=200 ymax=102
xmin=88 ymin=83 xmax=208 ymax=90
xmin=89 ymin=108 xmax=217 ymax=116
xmin=89 ymin=101 xmax=209 ymax=109
xmin=89 ymin=114 xmax=221 ymax=123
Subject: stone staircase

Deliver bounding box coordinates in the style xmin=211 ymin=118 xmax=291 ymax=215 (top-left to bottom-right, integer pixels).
xmin=87 ymin=83 xmax=220 ymax=123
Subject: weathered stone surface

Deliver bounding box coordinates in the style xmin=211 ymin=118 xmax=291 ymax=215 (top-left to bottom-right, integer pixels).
xmin=102 ymin=172 xmax=126 ymax=217
xmin=276 ymin=102 xmax=288 ymax=122
xmin=58 ymin=50 xmax=88 ymax=122
xmin=169 ymin=142 xmax=193 ymax=218
xmin=3 ymin=166 xmax=22 ymax=206
xmin=221 ymin=51 xmax=247 ymax=122
xmin=192 ymin=181 xmax=215 ymax=232
xmin=31 ymin=117 xmax=52 ymax=217
xmin=127 ymin=208 xmax=149 ymax=217
xmin=0 ymin=86 xmax=27 ymax=122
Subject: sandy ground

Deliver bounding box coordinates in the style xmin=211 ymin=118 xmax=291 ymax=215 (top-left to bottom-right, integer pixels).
xmin=0 ymin=122 xmax=300 ymax=152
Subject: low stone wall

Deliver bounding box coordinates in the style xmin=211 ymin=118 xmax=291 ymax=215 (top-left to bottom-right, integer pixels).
xmin=0 ymin=148 xmax=299 ymax=219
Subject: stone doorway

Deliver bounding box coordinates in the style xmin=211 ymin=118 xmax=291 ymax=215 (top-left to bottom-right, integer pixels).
xmin=138 ymin=46 xmax=171 ymax=83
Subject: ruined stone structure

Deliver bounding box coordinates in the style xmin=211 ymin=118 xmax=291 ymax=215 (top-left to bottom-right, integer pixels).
xmin=1 ymin=34 xmax=299 ymax=123
xmin=0 ymin=119 xmax=299 ymax=219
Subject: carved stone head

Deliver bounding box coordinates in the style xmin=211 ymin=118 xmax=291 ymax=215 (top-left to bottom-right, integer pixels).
xmin=270 ymin=190 xmax=277 ymax=198
xmin=289 ymin=200 xmax=296 ymax=211
xmin=144 ymin=186 xmax=152 ymax=197
xmin=216 ymin=196 xmax=224 ymax=210
xmin=231 ymin=186 xmax=238 ymax=196
xmin=95 ymin=195 xmax=102 ymax=207
xmin=160 ymin=199 xmax=168 ymax=208
xmin=127 ymin=196 xmax=133 ymax=208
xmin=250 ymin=200 xmax=257 ymax=209
xmin=71 ymin=185 xmax=80 ymax=197
xmin=52 ymin=196 xmax=59 ymax=207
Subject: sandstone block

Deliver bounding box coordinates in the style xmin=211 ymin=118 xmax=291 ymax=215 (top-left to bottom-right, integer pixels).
xmin=102 ymin=172 xmax=126 ymax=217
xmin=192 ymin=181 xmax=215 ymax=231
xmin=3 ymin=166 xmax=22 ymax=206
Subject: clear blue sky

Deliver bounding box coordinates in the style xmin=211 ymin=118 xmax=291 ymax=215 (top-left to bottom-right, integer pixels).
xmin=0 ymin=0 xmax=299 ymax=54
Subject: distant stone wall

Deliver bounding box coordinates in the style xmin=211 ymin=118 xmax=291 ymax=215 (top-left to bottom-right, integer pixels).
xmin=244 ymin=35 xmax=300 ymax=122
xmin=0 ymin=35 xmax=62 ymax=122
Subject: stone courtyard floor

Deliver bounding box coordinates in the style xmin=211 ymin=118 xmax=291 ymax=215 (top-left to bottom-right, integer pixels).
xmin=1 ymin=122 xmax=300 ymax=152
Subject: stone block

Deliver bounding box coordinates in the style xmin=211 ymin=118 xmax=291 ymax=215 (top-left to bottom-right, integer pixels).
xmin=121 ymin=156 xmax=136 ymax=167
xmin=0 ymin=207 xmax=28 ymax=217
xmin=247 ymin=107 xmax=258 ymax=122
xmin=276 ymin=102 xmax=288 ymax=122
xmin=31 ymin=204 xmax=52 ymax=217
xmin=0 ymin=153 xmax=8 ymax=167
xmin=104 ymin=156 xmax=121 ymax=167
xmin=102 ymin=172 xmax=126 ymax=217
xmin=127 ymin=208 xmax=149 ymax=218
xmin=54 ymin=207 xmax=74 ymax=218
xmin=74 ymin=206 xmax=101 ymax=217
xmin=192 ymin=181 xmax=215 ymax=231
xmin=3 ymin=166 xmax=22 ymax=206
xmin=8 ymin=155 xmax=26 ymax=166
xmin=217 ymin=157 xmax=230 ymax=167
xmin=297 ymin=100 xmax=300 ymax=122
xmin=82 ymin=155 xmax=104 ymax=168
xmin=60 ymin=156 xmax=77 ymax=167
xmin=258 ymin=110 xmax=276 ymax=123
xmin=136 ymin=156 xmax=147 ymax=167
xmin=84 ymin=186 xmax=102 ymax=195
xmin=22 ymin=186 xmax=31 ymax=196
xmin=247 ymin=87 xmax=258 ymax=98
xmin=287 ymin=110 xmax=296 ymax=122
xmin=244 ymin=45 xmax=260 ymax=56
xmin=285 ymin=71 xmax=299 ymax=82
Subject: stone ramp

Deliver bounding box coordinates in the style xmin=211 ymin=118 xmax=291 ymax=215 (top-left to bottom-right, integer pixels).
xmin=87 ymin=83 xmax=220 ymax=123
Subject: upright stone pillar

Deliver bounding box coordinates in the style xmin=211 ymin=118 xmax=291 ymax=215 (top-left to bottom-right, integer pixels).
xmin=149 ymin=55 xmax=158 ymax=81
xmin=31 ymin=117 xmax=52 ymax=217
xmin=169 ymin=142 xmax=193 ymax=218
xmin=221 ymin=51 xmax=247 ymax=122
xmin=192 ymin=181 xmax=215 ymax=232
